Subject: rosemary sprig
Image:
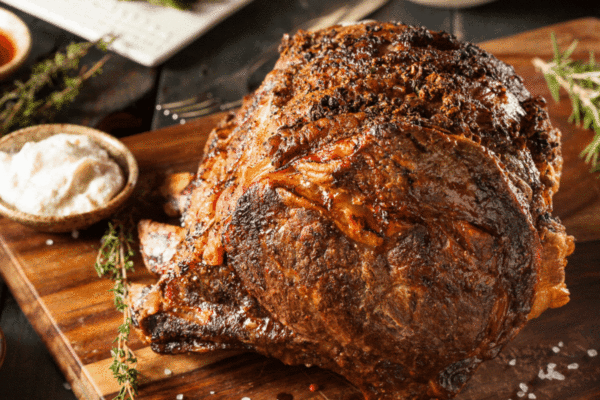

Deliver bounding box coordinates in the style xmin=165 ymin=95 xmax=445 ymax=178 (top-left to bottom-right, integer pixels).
xmin=532 ymin=33 xmax=600 ymax=173
xmin=95 ymin=220 xmax=139 ymax=400
xmin=0 ymin=39 xmax=112 ymax=137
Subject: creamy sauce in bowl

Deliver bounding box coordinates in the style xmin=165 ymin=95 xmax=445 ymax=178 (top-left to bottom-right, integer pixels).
xmin=0 ymin=133 xmax=125 ymax=216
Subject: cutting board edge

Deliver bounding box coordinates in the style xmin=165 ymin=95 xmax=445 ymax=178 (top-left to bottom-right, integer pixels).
xmin=0 ymin=235 xmax=102 ymax=400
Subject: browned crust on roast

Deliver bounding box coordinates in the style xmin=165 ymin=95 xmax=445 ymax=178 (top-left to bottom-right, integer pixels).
xmin=132 ymin=22 xmax=573 ymax=400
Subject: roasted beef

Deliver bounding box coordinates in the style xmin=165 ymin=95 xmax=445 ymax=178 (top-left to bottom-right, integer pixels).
xmin=130 ymin=22 xmax=574 ymax=399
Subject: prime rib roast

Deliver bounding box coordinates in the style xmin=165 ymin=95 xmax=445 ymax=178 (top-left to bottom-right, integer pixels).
xmin=130 ymin=21 xmax=574 ymax=399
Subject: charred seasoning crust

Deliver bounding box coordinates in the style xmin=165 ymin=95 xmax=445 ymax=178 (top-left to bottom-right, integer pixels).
xmin=131 ymin=22 xmax=574 ymax=400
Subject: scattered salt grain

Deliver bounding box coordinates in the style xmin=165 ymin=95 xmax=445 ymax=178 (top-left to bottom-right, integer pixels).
xmin=550 ymin=370 xmax=565 ymax=380
xmin=588 ymin=349 xmax=598 ymax=357
xmin=241 ymin=397 xmax=251 ymax=400
xmin=46 ymin=239 xmax=54 ymax=246
xmin=63 ymin=382 xmax=71 ymax=390
xmin=568 ymin=363 xmax=579 ymax=370
xmin=176 ymin=394 xmax=184 ymax=400
xmin=552 ymin=346 xmax=560 ymax=353
xmin=528 ymin=394 xmax=536 ymax=399
xmin=517 ymin=391 xmax=526 ymax=398
xmin=509 ymin=358 xmax=517 ymax=366
xmin=164 ymin=368 xmax=172 ymax=376
xmin=558 ymin=341 xmax=564 ymax=347
xmin=71 ymin=230 xmax=79 ymax=239
xmin=538 ymin=369 xmax=546 ymax=380
xmin=210 ymin=391 xmax=215 ymax=395
xmin=519 ymin=383 xmax=528 ymax=392
xmin=539 ymin=363 xmax=563 ymax=380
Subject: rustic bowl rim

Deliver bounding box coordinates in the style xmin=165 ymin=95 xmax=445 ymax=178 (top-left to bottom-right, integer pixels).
xmin=0 ymin=7 xmax=32 ymax=81
xmin=0 ymin=124 xmax=139 ymax=232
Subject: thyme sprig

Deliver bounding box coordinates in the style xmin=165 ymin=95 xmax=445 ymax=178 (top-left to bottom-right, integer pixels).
xmin=532 ymin=33 xmax=600 ymax=173
xmin=0 ymin=39 xmax=112 ymax=137
xmin=95 ymin=220 xmax=139 ymax=400
xmin=93 ymin=174 xmax=163 ymax=400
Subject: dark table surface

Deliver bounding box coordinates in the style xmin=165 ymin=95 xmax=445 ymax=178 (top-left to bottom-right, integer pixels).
xmin=0 ymin=0 xmax=599 ymax=399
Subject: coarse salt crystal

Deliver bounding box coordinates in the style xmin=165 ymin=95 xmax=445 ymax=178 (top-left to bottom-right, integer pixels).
xmin=210 ymin=391 xmax=215 ymax=395
xmin=558 ymin=341 xmax=564 ymax=347
xmin=568 ymin=363 xmax=579 ymax=370
xmin=71 ymin=230 xmax=79 ymax=239
xmin=164 ymin=368 xmax=172 ymax=376
xmin=176 ymin=395 xmax=184 ymax=400
xmin=538 ymin=369 xmax=546 ymax=380
xmin=63 ymin=382 xmax=71 ymax=390
xmin=519 ymin=383 xmax=528 ymax=392
xmin=539 ymin=362 xmax=563 ymax=380
xmin=538 ymin=369 xmax=548 ymax=380
xmin=241 ymin=397 xmax=251 ymax=400
xmin=517 ymin=391 xmax=526 ymax=398
xmin=509 ymin=358 xmax=517 ymax=366
xmin=552 ymin=346 xmax=560 ymax=353
xmin=588 ymin=349 xmax=598 ymax=357
xmin=528 ymin=394 xmax=536 ymax=399
xmin=550 ymin=370 xmax=565 ymax=380
xmin=46 ymin=239 xmax=54 ymax=245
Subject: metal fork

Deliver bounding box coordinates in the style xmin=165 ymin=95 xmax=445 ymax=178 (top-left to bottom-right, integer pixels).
xmin=156 ymin=47 xmax=277 ymax=122
xmin=157 ymin=0 xmax=389 ymax=124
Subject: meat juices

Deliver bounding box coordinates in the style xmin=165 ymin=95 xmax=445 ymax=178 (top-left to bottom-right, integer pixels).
xmin=131 ymin=22 xmax=574 ymax=399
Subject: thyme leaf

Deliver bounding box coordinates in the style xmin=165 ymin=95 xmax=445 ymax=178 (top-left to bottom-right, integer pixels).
xmin=533 ymin=33 xmax=600 ymax=174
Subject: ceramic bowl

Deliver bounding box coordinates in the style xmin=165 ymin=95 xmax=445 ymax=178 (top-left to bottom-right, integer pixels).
xmin=0 ymin=124 xmax=139 ymax=233
xmin=0 ymin=7 xmax=32 ymax=81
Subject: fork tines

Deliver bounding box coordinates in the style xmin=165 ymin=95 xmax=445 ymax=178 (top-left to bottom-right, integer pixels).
xmin=156 ymin=93 xmax=243 ymax=124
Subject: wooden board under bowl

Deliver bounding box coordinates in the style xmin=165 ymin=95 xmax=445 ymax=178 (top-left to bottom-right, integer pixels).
xmin=1 ymin=18 xmax=600 ymax=400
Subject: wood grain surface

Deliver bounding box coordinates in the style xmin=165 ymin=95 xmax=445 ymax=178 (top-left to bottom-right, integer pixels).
xmin=0 ymin=18 xmax=599 ymax=400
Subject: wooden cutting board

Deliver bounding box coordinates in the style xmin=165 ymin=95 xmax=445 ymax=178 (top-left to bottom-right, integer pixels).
xmin=1 ymin=18 xmax=600 ymax=400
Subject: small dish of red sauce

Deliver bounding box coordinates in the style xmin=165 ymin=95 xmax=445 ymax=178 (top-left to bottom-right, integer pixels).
xmin=0 ymin=7 xmax=31 ymax=81
xmin=0 ymin=30 xmax=16 ymax=66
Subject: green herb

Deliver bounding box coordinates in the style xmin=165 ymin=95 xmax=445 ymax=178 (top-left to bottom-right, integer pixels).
xmin=533 ymin=33 xmax=600 ymax=173
xmin=118 ymin=0 xmax=197 ymax=10
xmin=0 ymin=39 xmax=112 ymax=137
xmin=95 ymin=219 xmax=139 ymax=400
xmin=93 ymin=174 xmax=163 ymax=400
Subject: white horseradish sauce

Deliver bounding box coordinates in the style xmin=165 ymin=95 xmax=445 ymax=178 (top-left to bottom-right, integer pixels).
xmin=0 ymin=133 xmax=125 ymax=216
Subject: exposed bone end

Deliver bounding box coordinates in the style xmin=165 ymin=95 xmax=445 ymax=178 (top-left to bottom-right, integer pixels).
xmin=138 ymin=219 xmax=185 ymax=275
xmin=160 ymin=172 xmax=195 ymax=217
